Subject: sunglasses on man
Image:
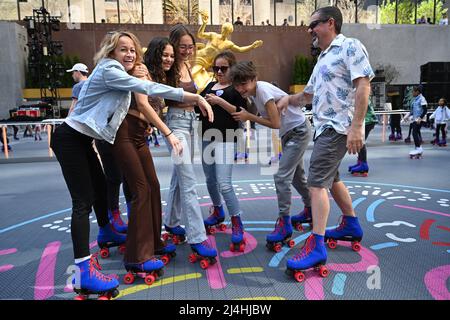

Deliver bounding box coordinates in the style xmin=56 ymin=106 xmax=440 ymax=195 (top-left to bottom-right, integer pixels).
xmin=308 ymin=18 xmax=330 ymax=30
xmin=212 ymin=66 xmax=229 ymax=73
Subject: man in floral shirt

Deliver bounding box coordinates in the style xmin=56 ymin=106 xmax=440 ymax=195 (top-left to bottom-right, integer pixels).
xmin=278 ymin=6 xmax=374 ymax=276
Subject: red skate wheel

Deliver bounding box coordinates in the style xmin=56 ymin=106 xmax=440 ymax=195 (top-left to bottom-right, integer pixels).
xmin=123 ymin=273 xmax=135 ymax=285
xmin=188 ymin=253 xmax=197 ymax=263
xmin=273 ymin=244 xmax=282 ymax=252
xmin=100 ymin=248 xmax=110 ymax=259
xmin=209 ymin=227 xmax=216 ymax=235
xmin=238 ymin=243 xmax=245 ymax=252
xmin=327 ymin=240 xmax=337 ymax=249
xmin=352 ymin=242 xmax=361 ymax=252
xmin=98 ymin=295 xmax=110 ymax=300
xmin=287 ymin=240 xmax=295 ymax=248
xmin=144 ymin=274 xmax=155 ymax=286
xmin=162 ymin=233 xmax=169 ymax=241
xmin=74 ymin=295 xmax=87 ymax=301
xmin=219 ymin=224 xmax=227 ymax=232
xmin=294 ymin=271 xmax=305 ymax=283
xmin=229 ymin=243 xmax=235 ymax=252
xmin=200 ymin=259 xmax=209 ymax=269
xmin=319 ymin=266 xmax=329 ymax=278
xmin=161 ymin=255 xmax=170 ymax=265
xmin=118 ymin=245 xmax=126 ymax=255
xmin=172 ymin=237 xmax=180 ymax=245
xmin=294 ymin=224 xmax=304 ymax=232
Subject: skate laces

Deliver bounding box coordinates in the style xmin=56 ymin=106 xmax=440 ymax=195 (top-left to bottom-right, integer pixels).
xmin=270 ymin=217 xmax=284 ymax=235
xmin=293 ymin=235 xmax=315 ymax=261
xmin=111 ymin=209 xmax=125 ymax=226
xmin=231 ymin=216 xmax=242 ymax=235
xmin=89 ymin=255 xmax=112 ymax=282
xmin=336 ymin=216 xmax=346 ymax=231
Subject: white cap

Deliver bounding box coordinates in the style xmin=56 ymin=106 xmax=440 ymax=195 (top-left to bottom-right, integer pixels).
xmin=66 ymin=63 xmax=89 ymax=73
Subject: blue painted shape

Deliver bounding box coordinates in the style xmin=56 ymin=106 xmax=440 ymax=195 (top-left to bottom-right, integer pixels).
xmin=332 ymin=273 xmax=347 ymax=295
xmin=0 ymin=208 xmax=71 ymax=234
xmin=447 ymin=250 xmax=450 ymax=254
xmin=352 ymin=197 xmax=366 ymax=209
xmin=366 ymin=199 xmax=386 ymax=223
xmin=370 ymin=242 xmax=399 ymax=250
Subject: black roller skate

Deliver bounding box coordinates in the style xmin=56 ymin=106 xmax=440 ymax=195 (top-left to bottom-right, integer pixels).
xmin=162 ymin=224 xmax=186 ymax=244
xmin=189 ymin=240 xmax=217 ymax=269
xmin=325 ymin=215 xmax=363 ymax=252
xmin=291 ymin=207 xmax=312 ymax=232
xmin=204 ymin=205 xmax=226 ymax=235
xmin=266 ymin=216 xmax=295 ymax=252
xmin=230 ymin=215 xmax=246 ymax=252
xmin=123 ymin=258 xmax=165 ymax=286
xmin=286 ymin=234 xmax=329 ymax=283
xmin=97 ymin=223 xmax=127 ymax=258
xmin=73 ymin=255 xmax=120 ymax=300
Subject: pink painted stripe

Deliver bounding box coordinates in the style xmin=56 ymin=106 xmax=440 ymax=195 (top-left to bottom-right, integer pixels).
xmin=0 ymin=265 xmax=14 ymax=273
xmin=0 ymin=248 xmax=17 ymax=256
xmin=394 ymin=205 xmax=450 ymax=218
xmin=327 ymin=243 xmax=379 ymax=272
xmin=89 ymin=240 xmax=98 ymax=249
xmin=34 ymin=241 xmax=61 ymax=300
xmin=305 ymin=275 xmax=325 ymax=300
xmin=205 ymin=235 xmax=227 ymax=289
xmin=220 ymin=230 xmax=258 ymax=258
xmin=424 ymin=265 xmax=450 ymax=300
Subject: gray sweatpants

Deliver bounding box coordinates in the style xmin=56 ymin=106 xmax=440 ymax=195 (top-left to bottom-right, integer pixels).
xmin=274 ymin=121 xmax=312 ymax=216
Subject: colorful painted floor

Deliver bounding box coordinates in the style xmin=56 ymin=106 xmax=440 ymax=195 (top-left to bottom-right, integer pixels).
xmin=0 ymin=126 xmax=449 ymax=300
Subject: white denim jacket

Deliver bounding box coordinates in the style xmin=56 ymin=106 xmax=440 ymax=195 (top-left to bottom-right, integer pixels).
xmin=66 ymin=58 xmax=184 ymax=143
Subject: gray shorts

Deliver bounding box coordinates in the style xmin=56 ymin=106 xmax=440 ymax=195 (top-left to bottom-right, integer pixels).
xmin=307 ymin=128 xmax=348 ymax=189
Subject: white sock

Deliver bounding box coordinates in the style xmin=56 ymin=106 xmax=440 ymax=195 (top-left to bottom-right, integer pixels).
xmin=74 ymin=255 xmax=91 ymax=264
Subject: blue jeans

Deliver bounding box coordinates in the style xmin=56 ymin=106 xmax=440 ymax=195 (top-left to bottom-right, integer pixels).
xmin=202 ymin=140 xmax=242 ymax=216
xmin=164 ymin=108 xmax=207 ymax=244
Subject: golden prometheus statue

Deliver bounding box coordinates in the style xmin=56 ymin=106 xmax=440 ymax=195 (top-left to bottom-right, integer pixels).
xmin=192 ymin=10 xmax=263 ymax=93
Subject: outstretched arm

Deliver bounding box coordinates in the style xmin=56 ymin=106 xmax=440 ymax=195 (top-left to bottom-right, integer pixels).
xmin=230 ymin=40 xmax=263 ymax=53
xmin=197 ymin=12 xmax=213 ymax=40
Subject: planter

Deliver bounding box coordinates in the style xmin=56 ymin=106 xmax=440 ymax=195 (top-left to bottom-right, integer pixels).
xmin=23 ymin=88 xmax=72 ymax=99
xmin=289 ymin=84 xmax=306 ymax=94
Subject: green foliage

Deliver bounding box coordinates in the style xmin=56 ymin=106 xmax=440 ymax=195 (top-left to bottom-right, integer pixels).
xmin=292 ymin=54 xmax=312 ymax=85
xmin=380 ymin=0 xmax=448 ymax=24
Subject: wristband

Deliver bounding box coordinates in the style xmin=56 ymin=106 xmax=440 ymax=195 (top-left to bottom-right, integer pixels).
xmin=164 ymin=130 xmax=173 ymax=137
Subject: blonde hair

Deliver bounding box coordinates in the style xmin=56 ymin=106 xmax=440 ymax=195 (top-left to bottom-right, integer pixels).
xmin=93 ymin=31 xmax=144 ymax=67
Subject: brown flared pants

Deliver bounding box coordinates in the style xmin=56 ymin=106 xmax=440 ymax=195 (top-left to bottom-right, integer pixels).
xmin=112 ymin=114 xmax=164 ymax=263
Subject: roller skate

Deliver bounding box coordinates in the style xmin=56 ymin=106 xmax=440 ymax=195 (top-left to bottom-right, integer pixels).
xmin=409 ymin=147 xmax=423 ymax=159
xmin=123 ymin=258 xmax=165 ymax=286
xmin=266 ymin=216 xmax=295 ymax=252
xmin=431 ymin=138 xmax=437 ymax=145
xmin=388 ymin=133 xmax=395 ymax=141
xmin=1 ymin=145 xmax=11 ymax=153
xmin=325 ymin=215 xmax=363 ymax=252
xmin=204 ymin=205 xmax=226 ymax=235
xmin=162 ymin=224 xmax=186 ymax=244
xmin=97 ymin=223 xmax=127 ymax=258
xmin=348 ymin=160 xmax=361 ymax=172
xmin=350 ymin=161 xmax=369 ymax=177
xmin=291 ymin=206 xmax=312 ymax=232
xmin=395 ymin=132 xmax=402 ymax=141
xmin=230 ymin=215 xmax=246 ymax=252
xmin=108 ymin=208 xmax=128 ymax=233
xmin=286 ymin=234 xmax=329 ymax=283
xmin=404 ymin=137 xmax=411 ymax=144
xmin=73 ymin=255 xmax=120 ymax=300
xmin=438 ymin=139 xmax=447 ymax=147
xmin=234 ymin=151 xmax=249 ymax=163
xmin=155 ymin=242 xmax=177 ymax=265
xmin=189 ymin=241 xmax=217 ymax=269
